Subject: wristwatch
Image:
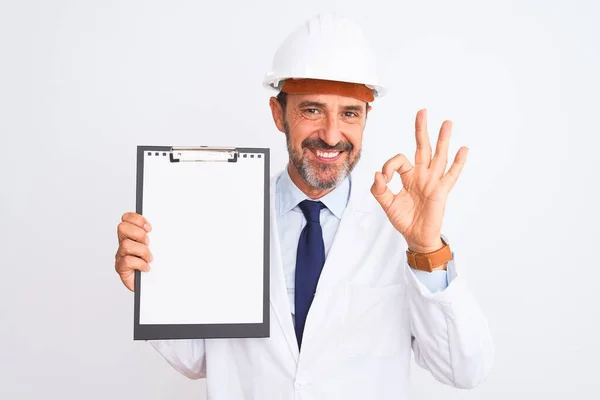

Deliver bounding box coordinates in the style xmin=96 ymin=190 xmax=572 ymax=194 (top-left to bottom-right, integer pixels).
xmin=406 ymin=238 xmax=453 ymax=272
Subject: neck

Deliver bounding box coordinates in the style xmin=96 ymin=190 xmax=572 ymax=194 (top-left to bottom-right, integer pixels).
xmin=287 ymin=163 xmax=335 ymax=200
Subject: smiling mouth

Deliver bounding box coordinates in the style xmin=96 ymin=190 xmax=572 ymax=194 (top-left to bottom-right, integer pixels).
xmin=309 ymin=148 xmax=343 ymax=162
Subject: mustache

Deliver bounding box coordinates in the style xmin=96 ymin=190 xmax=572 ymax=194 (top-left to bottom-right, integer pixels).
xmin=301 ymin=137 xmax=354 ymax=152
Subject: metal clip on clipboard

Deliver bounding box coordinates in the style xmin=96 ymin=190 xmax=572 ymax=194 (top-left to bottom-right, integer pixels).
xmin=169 ymin=146 xmax=239 ymax=163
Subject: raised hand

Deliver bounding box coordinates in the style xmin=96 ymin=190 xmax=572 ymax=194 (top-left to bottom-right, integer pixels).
xmin=370 ymin=109 xmax=468 ymax=254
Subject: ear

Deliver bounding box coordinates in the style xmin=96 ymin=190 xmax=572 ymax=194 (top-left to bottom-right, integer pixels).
xmin=365 ymin=103 xmax=372 ymax=120
xmin=269 ymin=97 xmax=286 ymax=133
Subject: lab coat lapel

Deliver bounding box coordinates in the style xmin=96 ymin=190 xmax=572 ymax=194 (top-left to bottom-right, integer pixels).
xmin=297 ymin=175 xmax=375 ymax=361
xmin=314 ymin=175 xmax=374 ymax=291
xmin=268 ymin=171 xmax=376 ymax=365
xmin=268 ymin=173 xmax=300 ymax=363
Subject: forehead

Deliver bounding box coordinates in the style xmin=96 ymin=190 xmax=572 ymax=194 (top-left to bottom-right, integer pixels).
xmin=287 ymin=93 xmax=366 ymax=109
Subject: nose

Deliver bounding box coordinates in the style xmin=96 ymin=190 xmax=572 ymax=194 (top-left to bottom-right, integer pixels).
xmin=319 ymin=114 xmax=343 ymax=147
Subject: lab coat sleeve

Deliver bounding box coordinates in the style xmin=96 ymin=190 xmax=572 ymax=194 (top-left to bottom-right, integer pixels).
xmin=149 ymin=339 xmax=207 ymax=380
xmin=406 ymin=252 xmax=494 ymax=389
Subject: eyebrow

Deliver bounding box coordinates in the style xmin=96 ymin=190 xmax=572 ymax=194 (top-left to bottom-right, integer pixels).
xmin=297 ymin=101 xmax=365 ymax=113
xmin=341 ymin=104 xmax=365 ymax=113
xmin=298 ymin=101 xmax=327 ymax=109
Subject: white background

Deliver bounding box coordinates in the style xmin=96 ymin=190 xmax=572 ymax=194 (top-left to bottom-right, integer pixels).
xmin=1 ymin=0 xmax=599 ymax=398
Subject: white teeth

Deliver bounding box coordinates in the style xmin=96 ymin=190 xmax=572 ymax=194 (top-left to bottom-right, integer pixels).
xmin=316 ymin=150 xmax=340 ymax=159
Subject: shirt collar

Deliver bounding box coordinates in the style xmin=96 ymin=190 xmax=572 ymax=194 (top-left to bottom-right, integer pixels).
xmin=277 ymin=166 xmax=350 ymax=220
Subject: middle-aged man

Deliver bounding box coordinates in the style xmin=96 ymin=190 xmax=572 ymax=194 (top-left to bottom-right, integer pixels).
xmin=115 ymin=13 xmax=494 ymax=399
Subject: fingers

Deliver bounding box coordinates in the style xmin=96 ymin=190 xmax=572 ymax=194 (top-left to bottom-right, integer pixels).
xmin=116 ymin=212 xmax=153 ymax=292
xmin=121 ymin=212 xmax=152 ymax=232
xmin=116 ymin=254 xmax=150 ymax=274
xmin=115 ymin=256 xmax=148 ymax=292
xmin=370 ymin=172 xmax=394 ymax=210
xmin=116 ymin=239 xmax=153 ymax=264
xmin=117 ymin=220 xmax=149 ymax=245
xmin=381 ymin=153 xmax=414 ymax=184
xmin=440 ymin=146 xmax=469 ymax=192
xmin=430 ymin=120 xmax=453 ymax=178
xmin=372 ymin=153 xmax=415 ymax=210
xmin=414 ymin=109 xmax=432 ymax=166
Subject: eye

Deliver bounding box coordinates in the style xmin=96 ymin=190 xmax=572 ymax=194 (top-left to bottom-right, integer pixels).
xmin=343 ymin=111 xmax=358 ymax=118
xmin=305 ymin=108 xmax=320 ymax=114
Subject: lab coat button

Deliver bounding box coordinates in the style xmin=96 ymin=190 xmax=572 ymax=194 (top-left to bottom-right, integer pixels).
xmin=294 ymin=380 xmax=305 ymax=390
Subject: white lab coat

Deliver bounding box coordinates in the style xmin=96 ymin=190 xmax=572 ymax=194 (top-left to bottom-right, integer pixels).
xmin=150 ymin=170 xmax=494 ymax=399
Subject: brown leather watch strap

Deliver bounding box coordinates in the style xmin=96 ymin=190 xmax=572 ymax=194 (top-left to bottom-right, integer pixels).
xmin=406 ymin=238 xmax=453 ymax=272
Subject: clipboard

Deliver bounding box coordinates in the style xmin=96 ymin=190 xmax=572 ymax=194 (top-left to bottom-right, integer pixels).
xmin=134 ymin=146 xmax=270 ymax=340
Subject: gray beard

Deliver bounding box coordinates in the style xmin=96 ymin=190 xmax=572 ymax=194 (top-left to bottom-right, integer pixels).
xmin=296 ymin=156 xmax=352 ymax=190
xmin=286 ymin=133 xmax=360 ymax=190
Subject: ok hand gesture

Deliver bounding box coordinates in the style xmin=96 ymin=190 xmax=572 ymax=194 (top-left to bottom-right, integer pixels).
xmin=371 ymin=109 xmax=468 ymax=254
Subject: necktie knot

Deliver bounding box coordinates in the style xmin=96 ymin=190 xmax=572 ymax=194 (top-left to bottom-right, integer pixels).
xmin=298 ymin=200 xmax=325 ymax=223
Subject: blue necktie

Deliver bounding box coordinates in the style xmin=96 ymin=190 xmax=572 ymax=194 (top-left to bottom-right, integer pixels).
xmin=294 ymin=200 xmax=326 ymax=349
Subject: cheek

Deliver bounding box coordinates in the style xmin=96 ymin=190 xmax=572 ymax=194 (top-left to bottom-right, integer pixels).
xmin=345 ymin=127 xmax=364 ymax=150
xmin=288 ymin=123 xmax=315 ymax=147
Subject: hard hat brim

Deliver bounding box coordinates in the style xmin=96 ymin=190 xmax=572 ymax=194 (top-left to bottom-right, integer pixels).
xmin=263 ymin=76 xmax=387 ymax=99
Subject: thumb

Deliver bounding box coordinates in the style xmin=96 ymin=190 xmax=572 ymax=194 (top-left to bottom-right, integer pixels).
xmin=370 ymin=172 xmax=394 ymax=211
xmin=121 ymin=271 xmax=135 ymax=292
